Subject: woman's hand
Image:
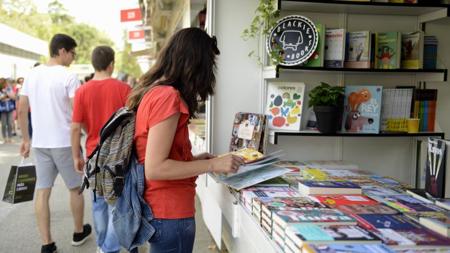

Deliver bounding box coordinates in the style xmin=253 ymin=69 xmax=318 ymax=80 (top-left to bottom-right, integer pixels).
xmin=208 ymin=154 xmax=245 ymax=174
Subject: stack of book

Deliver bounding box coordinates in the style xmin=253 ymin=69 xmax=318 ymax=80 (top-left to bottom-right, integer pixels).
xmin=241 ymin=161 xmax=450 ymax=252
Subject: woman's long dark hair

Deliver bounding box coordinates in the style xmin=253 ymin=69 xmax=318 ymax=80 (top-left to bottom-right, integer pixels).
xmin=127 ymin=27 xmax=220 ymax=117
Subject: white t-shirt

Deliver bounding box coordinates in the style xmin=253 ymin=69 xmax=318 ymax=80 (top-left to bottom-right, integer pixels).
xmin=21 ymin=65 xmax=80 ymax=148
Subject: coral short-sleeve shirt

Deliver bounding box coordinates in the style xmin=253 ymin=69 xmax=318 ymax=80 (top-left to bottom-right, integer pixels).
xmin=72 ymin=78 xmax=131 ymax=156
xmin=134 ymin=85 xmax=196 ymax=219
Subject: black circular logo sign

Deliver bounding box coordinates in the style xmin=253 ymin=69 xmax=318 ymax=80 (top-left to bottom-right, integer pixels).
xmin=267 ymin=15 xmax=318 ymax=66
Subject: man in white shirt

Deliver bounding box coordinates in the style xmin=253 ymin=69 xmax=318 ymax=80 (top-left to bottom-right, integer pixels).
xmin=18 ymin=34 xmax=91 ymax=253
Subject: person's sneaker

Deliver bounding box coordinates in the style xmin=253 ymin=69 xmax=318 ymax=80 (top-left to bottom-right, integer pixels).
xmin=71 ymin=224 xmax=92 ymax=246
xmin=41 ymin=242 xmax=57 ymax=253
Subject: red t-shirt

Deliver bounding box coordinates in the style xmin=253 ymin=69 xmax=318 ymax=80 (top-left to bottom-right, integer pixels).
xmin=134 ymin=85 xmax=196 ymax=219
xmin=72 ymin=78 xmax=131 ymax=156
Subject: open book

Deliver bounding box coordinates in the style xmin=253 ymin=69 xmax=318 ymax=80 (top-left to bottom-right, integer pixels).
xmin=210 ymin=149 xmax=289 ymax=190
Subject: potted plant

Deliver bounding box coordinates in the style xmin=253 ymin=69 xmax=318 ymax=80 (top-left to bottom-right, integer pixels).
xmin=308 ymin=82 xmax=345 ymax=134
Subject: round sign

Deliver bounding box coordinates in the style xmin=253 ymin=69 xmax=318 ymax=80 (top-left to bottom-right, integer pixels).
xmin=266 ymin=15 xmax=319 ymax=66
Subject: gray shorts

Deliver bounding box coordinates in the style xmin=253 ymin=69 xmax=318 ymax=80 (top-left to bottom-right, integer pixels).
xmin=33 ymin=147 xmax=82 ymax=190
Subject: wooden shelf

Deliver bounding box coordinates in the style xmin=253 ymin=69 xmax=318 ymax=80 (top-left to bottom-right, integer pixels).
xmin=263 ymin=65 xmax=448 ymax=82
xmin=278 ymin=0 xmax=450 ymax=23
xmin=271 ymin=131 xmax=445 ymax=144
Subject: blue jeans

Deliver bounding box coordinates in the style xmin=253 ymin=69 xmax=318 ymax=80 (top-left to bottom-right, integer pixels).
xmin=148 ymin=218 xmax=196 ymax=253
xmin=92 ymin=195 xmax=121 ymax=253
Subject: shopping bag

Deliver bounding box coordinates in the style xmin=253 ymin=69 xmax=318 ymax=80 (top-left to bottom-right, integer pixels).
xmin=2 ymin=159 xmax=36 ymax=204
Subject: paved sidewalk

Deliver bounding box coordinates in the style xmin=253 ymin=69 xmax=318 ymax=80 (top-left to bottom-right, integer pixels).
xmin=0 ymin=138 xmax=218 ymax=253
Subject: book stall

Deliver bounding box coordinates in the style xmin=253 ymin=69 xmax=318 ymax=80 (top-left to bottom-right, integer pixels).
xmin=199 ymin=0 xmax=450 ymax=252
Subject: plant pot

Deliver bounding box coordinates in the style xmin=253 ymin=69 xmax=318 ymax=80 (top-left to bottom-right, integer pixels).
xmin=313 ymin=105 xmax=340 ymax=134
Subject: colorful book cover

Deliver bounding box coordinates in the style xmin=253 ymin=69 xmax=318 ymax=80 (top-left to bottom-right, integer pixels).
xmin=260 ymin=197 xmax=327 ymax=215
xmin=273 ymin=209 xmax=357 ymax=228
xmin=304 ymin=244 xmax=395 ymax=253
xmin=370 ymin=228 xmax=415 ymax=247
xmin=370 ymin=194 xmax=442 ymax=213
xmin=342 ymin=85 xmax=383 ymax=134
xmin=301 ymin=168 xmax=330 ymax=181
xmin=357 ymin=214 xmax=421 ymax=230
xmin=325 ymin=28 xmax=346 ymax=68
xmin=229 ymin=112 xmax=267 ymax=153
xmin=312 ymin=194 xmax=378 ymax=206
xmin=362 ymin=185 xmax=405 ymax=198
xmin=337 ymin=204 xmax=399 ymax=215
xmin=370 ymin=175 xmax=403 ymax=188
xmin=426 ymin=138 xmax=447 ymax=198
xmin=375 ymin=32 xmax=401 ymax=69
xmin=241 ymin=186 xmax=299 ymax=204
xmin=392 ymin=228 xmax=450 ymax=247
xmin=266 ymin=82 xmax=305 ymax=131
xmin=414 ymin=89 xmax=437 ymax=132
xmin=304 ymin=24 xmax=325 ymax=67
xmin=287 ymin=224 xmax=381 ymax=245
xmin=345 ymin=31 xmax=371 ymax=68
xmin=401 ymin=31 xmax=423 ymax=69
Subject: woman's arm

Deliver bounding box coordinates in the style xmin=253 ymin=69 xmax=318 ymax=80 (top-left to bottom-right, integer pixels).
xmin=144 ymin=113 xmax=243 ymax=180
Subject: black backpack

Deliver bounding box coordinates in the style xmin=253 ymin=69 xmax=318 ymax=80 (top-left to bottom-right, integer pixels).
xmin=80 ymin=107 xmax=135 ymax=204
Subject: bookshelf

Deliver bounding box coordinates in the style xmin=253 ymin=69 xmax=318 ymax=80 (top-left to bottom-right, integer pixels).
xmin=261 ymin=1 xmax=449 ymax=188
xmin=271 ymin=131 xmax=445 ymax=145
xmin=277 ymin=0 xmax=450 ymax=23
xmin=201 ymin=1 xmax=450 ymax=253
xmin=263 ymin=65 xmax=448 ymax=81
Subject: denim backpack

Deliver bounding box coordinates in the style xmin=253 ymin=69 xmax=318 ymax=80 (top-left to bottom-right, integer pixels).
xmin=80 ymin=107 xmax=135 ymax=204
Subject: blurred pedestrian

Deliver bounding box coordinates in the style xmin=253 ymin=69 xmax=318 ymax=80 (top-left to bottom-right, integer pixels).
xmin=0 ymin=78 xmax=16 ymax=143
xmin=18 ymin=33 xmax=91 ymax=253
xmin=71 ymin=46 xmax=131 ymax=253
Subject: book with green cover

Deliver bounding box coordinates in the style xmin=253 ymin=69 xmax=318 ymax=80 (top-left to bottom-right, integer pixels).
xmin=304 ymin=24 xmax=325 ymax=67
xmin=375 ymin=32 xmax=401 ymax=69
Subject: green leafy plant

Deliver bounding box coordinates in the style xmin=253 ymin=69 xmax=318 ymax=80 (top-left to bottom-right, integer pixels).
xmin=308 ymin=82 xmax=345 ymax=108
xmin=241 ymin=0 xmax=281 ymax=64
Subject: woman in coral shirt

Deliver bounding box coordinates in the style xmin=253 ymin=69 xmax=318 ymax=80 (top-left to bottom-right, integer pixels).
xmin=127 ymin=28 xmax=244 ymax=253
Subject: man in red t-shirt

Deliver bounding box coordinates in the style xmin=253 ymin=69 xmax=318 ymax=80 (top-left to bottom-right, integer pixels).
xmin=71 ymin=46 xmax=131 ymax=253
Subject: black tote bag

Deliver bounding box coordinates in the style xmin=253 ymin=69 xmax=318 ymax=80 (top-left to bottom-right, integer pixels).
xmin=2 ymin=159 xmax=36 ymax=204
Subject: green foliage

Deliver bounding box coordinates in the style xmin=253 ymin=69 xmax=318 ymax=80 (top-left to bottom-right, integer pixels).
xmin=0 ymin=0 xmax=142 ymax=76
xmin=241 ymin=0 xmax=281 ymax=65
xmin=0 ymin=0 xmax=52 ymax=40
xmin=115 ymin=40 xmax=143 ymax=78
xmin=308 ymin=82 xmax=345 ymax=108
xmin=48 ymin=0 xmax=74 ymax=25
